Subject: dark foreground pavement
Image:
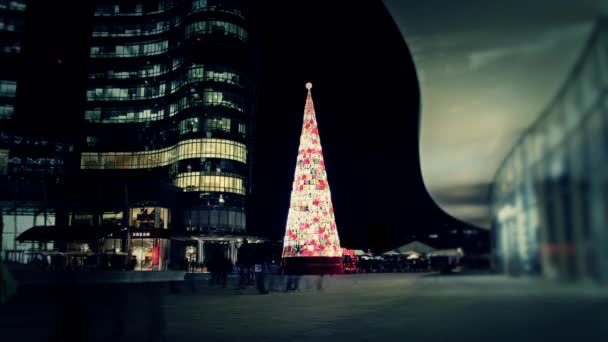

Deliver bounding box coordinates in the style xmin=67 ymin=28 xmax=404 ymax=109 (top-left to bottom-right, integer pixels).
xmin=1 ymin=273 xmax=607 ymax=342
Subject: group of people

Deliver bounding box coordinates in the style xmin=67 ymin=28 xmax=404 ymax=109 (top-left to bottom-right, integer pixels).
xmin=201 ymin=240 xmax=272 ymax=290
xmin=237 ymin=240 xmax=256 ymax=287
xmin=238 ymin=240 xmax=275 ymax=293
xmin=206 ymin=250 xmax=233 ymax=287
xmin=181 ymin=241 xmax=307 ymax=294
xmin=358 ymin=256 xmax=429 ymax=273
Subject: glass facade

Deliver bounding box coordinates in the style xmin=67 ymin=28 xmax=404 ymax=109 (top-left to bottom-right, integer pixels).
xmin=94 ymin=2 xmax=171 ymax=17
xmin=184 ymin=20 xmax=247 ymax=41
xmin=130 ymin=238 xmax=169 ymax=271
xmin=81 ymin=138 xmax=247 ymax=169
xmin=83 ymin=0 xmax=251 ymax=238
xmin=89 ymin=63 xmax=167 ymax=80
xmin=0 ymin=80 xmax=17 ymax=97
xmin=0 ymin=0 xmax=27 ymax=195
xmin=0 ymin=148 xmax=8 ymax=175
xmin=92 ymin=20 xmax=172 ymax=37
xmin=84 ymin=90 xmax=246 ymax=124
xmin=130 ymin=207 xmax=169 ymax=229
xmin=85 ymin=107 xmax=166 ymax=123
xmin=174 ymin=172 xmax=245 ymax=194
xmin=1 ymin=212 xmax=55 ymax=261
xmin=183 ymin=207 xmax=245 ymax=232
xmin=491 ymin=21 xmax=608 ymax=282
xmin=90 ymin=40 xmax=169 ymax=58
xmin=0 ymin=1 xmax=25 ymax=123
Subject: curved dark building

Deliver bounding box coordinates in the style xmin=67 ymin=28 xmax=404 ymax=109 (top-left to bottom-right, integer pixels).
xmin=80 ymin=0 xmax=254 ymax=269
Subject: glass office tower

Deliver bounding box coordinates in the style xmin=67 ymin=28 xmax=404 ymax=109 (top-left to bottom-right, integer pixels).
xmin=80 ymin=0 xmax=253 ymax=267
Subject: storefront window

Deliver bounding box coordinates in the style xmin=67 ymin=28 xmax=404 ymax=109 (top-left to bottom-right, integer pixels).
xmin=1 ymin=213 xmax=55 ymax=257
xmin=131 ymin=238 xmax=165 ymax=271
xmin=69 ymin=212 xmax=95 ymax=226
xmin=127 ymin=207 xmax=170 ymax=271
xmin=129 ymin=207 xmax=169 ymax=229
xmin=102 ymin=211 xmax=123 ymax=227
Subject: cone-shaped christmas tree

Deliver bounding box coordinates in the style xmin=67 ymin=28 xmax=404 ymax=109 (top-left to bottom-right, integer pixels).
xmin=282 ymin=83 xmax=342 ymax=275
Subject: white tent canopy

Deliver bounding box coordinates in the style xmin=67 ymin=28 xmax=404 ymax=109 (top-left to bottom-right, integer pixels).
xmin=394 ymin=241 xmax=435 ymax=255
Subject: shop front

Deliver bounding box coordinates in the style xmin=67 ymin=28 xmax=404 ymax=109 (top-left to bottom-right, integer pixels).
xmin=127 ymin=206 xmax=171 ymax=271
xmin=129 ymin=229 xmax=170 ymax=271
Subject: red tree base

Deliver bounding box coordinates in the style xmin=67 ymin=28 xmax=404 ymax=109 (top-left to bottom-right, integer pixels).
xmin=282 ymin=257 xmax=343 ymax=275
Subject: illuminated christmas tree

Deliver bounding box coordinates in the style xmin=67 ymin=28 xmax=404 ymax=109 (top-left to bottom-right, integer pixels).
xmin=282 ymin=83 xmax=342 ymax=274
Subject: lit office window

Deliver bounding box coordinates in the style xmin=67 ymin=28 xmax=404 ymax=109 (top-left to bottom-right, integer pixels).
xmin=92 ymin=20 xmax=170 ymax=37
xmin=81 ymin=138 xmax=247 ymax=170
xmin=95 ymin=2 xmax=173 ymax=16
xmin=202 ymin=89 xmax=243 ymax=111
xmin=191 ymin=0 xmax=208 ymax=10
xmin=0 ymin=149 xmax=8 ymax=175
xmin=185 ymin=20 xmax=247 ymax=42
xmin=0 ymin=16 xmax=24 ymax=32
xmin=189 ymin=65 xmax=241 ymax=85
xmin=190 ymin=0 xmax=243 ymax=17
xmin=172 ymin=65 xmax=243 ymax=92
xmin=0 ymin=104 xmax=14 ymax=119
xmin=204 ymin=118 xmax=231 ymax=133
xmin=238 ymin=122 xmax=246 ymax=137
xmin=90 ymin=40 xmax=168 ymax=58
xmin=169 ymin=91 xmax=244 ymax=116
xmin=179 ymin=117 xmax=200 ymax=135
xmin=0 ymin=80 xmax=16 ymax=97
xmin=0 ymin=1 xmax=26 ymax=11
xmin=2 ymin=40 xmax=21 ymax=54
xmin=174 ymin=172 xmax=245 ymax=195
xmin=90 ymin=64 xmax=166 ymax=79
xmin=86 ymin=83 xmax=166 ymax=101
xmin=85 ymin=107 xmax=166 ymax=123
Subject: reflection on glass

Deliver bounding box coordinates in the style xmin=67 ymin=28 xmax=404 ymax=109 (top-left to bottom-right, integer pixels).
xmin=491 ymin=25 xmax=608 ymax=280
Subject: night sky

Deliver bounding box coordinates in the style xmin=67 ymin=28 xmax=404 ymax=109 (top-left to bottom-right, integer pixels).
xmin=248 ymin=1 xmax=456 ymax=250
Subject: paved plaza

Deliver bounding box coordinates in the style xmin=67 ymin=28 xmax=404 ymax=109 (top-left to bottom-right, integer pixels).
xmin=1 ymin=273 xmax=607 ymax=342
